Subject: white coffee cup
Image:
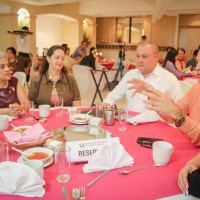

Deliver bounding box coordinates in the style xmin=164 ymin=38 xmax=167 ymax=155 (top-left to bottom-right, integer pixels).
xmin=0 ymin=115 xmax=9 ymax=131
xmin=39 ymin=105 xmax=50 ymax=118
xmin=152 ymin=141 xmax=174 ymax=166
xmin=24 ymin=160 xmax=44 ymax=178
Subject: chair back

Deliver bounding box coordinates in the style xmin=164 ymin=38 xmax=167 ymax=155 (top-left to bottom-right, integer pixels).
xmin=13 ymin=72 xmax=28 ymax=94
xmin=179 ymin=81 xmax=191 ymax=96
xmin=183 ymin=78 xmax=198 ymax=86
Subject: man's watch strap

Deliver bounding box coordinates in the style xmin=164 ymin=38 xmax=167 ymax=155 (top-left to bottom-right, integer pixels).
xmin=173 ymin=112 xmax=186 ymax=127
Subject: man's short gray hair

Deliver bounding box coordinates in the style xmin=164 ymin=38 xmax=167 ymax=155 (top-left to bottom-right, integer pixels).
xmin=137 ymin=41 xmax=159 ymax=56
xmin=0 ymin=51 xmax=7 ymax=58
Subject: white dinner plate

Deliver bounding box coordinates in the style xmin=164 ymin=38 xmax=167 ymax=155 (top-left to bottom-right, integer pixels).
xmin=17 ymin=155 xmax=54 ymax=168
xmin=69 ymin=118 xmax=89 ymax=125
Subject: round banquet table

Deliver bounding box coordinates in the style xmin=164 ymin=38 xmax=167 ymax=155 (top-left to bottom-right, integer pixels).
xmin=0 ymin=108 xmax=199 ymax=200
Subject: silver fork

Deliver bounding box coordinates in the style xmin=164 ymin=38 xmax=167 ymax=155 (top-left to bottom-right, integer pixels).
xmin=79 ymin=186 xmax=86 ymax=200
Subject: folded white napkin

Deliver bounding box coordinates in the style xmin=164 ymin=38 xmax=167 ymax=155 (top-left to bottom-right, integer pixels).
xmin=0 ymin=162 xmax=45 ymax=197
xmin=127 ymin=111 xmax=159 ymax=125
xmin=83 ymin=142 xmax=134 ymax=173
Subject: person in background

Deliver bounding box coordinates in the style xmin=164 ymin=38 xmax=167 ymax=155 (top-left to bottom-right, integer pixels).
xmin=166 ymin=46 xmax=176 ymax=52
xmin=28 ymin=45 xmax=81 ymax=107
xmin=141 ymin=35 xmax=147 ymax=41
xmin=127 ymin=61 xmax=200 ymax=146
xmin=162 ymin=49 xmax=193 ymax=78
xmin=0 ymin=51 xmax=30 ymax=116
xmin=178 ymin=152 xmax=200 ymax=195
xmin=80 ymin=47 xmax=96 ymax=69
xmin=103 ymin=41 xmax=182 ymax=113
xmin=62 ymin=45 xmax=80 ymax=75
xmin=71 ymin=41 xmax=88 ymax=60
xmin=175 ymin=48 xmax=186 ymax=72
xmin=6 ymin=47 xmax=17 ymax=73
xmin=186 ymin=49 xmax=198 ymax=71
xmin=16 ymin=26 xmax=32 ymax=82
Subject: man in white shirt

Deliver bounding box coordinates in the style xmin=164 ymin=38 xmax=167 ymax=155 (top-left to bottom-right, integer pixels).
xmin=103 ymin=41 xmax=183 ymax=112
xmin=16 ymin=26 xmax=32 ymax=82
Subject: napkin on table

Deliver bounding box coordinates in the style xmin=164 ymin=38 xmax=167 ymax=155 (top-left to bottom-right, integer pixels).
xmin=127 ymin=111 xmax=159 ymax=125
xmin=83 ymin=142 xmax=134 ymax=173
xmin=0 ymin=161 xmax=45 ymax=197
xmin=3 ymin=123 xmax=53 ymax=145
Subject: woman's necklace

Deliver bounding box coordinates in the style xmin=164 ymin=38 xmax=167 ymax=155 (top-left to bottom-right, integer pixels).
xmin=0 ymin=81 xmax=8 ymax=88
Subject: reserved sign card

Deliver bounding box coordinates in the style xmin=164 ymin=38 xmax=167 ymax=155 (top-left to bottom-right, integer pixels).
xmin=66 ymin=137 xmax=120 ymax=163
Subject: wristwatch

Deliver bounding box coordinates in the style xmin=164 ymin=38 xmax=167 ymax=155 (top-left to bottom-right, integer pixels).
xmin=173 ymin=112 xmax=186 ymax=127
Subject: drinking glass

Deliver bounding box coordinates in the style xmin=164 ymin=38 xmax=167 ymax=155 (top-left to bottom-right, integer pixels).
xmin=25 ymin=101 xmax=34 ymax=122
xmin=55 ymin=97 xmax=63 ymax=117
xmin=118 ymin=108 xmax=128 ymax=131
xmin=54 ymin=145 xmax=71 ymax=183
xmin=0 ymin=142 xmax=9 ymax=162
xmin=95 ymin=102 xmax=105 ymax=127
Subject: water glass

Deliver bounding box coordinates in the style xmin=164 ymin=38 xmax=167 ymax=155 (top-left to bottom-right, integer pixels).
xmin=118 ymin=108 xmax=128 ymax=131
xmin=25 ymin=101 xmax=34 ymax=122
xmin=96 ymin=102 xmax=105 ymax=118
xmin=54 ymin=145 xmax=71 ymax=183
xmin=55 ymin=97 xmax=63 ymax=117
xmin=0 ymin=142 xmax=9 ymax=162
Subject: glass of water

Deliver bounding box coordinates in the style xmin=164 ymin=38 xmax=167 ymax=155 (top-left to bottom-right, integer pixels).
xmin=118 ymin=108 xmax=128 ymax=131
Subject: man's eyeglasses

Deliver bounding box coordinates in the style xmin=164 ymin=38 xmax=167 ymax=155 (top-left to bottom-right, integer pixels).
xmin=0 ymin=64 xmax=11 ymax=69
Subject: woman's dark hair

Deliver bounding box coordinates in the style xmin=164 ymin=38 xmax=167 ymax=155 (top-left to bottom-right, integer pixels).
xmin=40 ymin=45 xmax=66 ymax=74
xmin=162 ymin=49 xmax=178 ymax=68
xmin=177 ymin=47 xmax=185 ymax=54
xmin=6 ymin=47 xmax=16 ymax=56
xmin=90 ymin=47 xmax=96 ymax=55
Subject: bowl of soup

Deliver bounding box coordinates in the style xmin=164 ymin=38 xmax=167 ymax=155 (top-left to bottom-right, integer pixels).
xmin=71 ymin=114 xmax=91 ymax=123
xmin=22 ymin=147 xmax=54 ymax=162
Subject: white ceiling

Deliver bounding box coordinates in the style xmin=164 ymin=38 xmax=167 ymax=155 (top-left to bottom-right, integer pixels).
xmin=5 ymin=0 xmax=200 ymax=21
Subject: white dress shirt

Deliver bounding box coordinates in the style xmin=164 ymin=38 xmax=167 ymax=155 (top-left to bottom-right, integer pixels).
xmin=16 ymin=36 xmax=31 ymax=54
xmin=103 ymin=64 xmax=183 ymax=112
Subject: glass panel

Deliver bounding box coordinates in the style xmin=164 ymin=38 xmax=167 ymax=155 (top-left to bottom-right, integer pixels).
xmin=50 ymin=125 xmax=113 ymax=142
xmin=130 ymin=17 xmax=144 ymax=44
xmin=116 ymin=17 xmax=130 ymax=43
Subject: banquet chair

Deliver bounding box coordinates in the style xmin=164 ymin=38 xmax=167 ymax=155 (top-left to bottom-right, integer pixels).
xmin=13 ymin=72 xmax=29 ymax=94
xmin=179 ymin=81 xmax=191 ymax=96
xmin=72 ymin=65 xmax=106 ymax=95
xmin=183 ymin=78 xmax=198 ymax=86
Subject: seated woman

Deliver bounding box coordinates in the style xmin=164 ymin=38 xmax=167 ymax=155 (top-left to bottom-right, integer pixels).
xmin=28 ymin=45 xmax=81 ymax=107
xmin=62 ymin=45 xmax=80 ymax=75
xmin=175 ymin=48 xmax=187 ymax=72
xmin=0 ymin=51 xmax=30 ymax=116
xmin=80 ymin=47 xmax=96 ymax=69
xmin=162 ymin=49 xmax=193 ymax=78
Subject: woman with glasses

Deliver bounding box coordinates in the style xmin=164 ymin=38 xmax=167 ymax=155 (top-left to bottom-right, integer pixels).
xmin=0 ymin=51 xmax=30 ymax=116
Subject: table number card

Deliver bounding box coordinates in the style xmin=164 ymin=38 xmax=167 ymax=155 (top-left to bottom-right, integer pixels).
xmin=66 ymin=137 xmax=120 ymax=162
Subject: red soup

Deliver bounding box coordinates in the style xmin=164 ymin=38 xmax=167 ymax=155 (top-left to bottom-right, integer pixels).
xmin=27 ymin=152 xmax=49 ymax=160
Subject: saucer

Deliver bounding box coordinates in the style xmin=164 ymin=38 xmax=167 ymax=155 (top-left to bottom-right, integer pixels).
xmin=69 ymin=118 xmax=89 ymax=125
xmin=17 ymin=155 xmax=54 ymax=167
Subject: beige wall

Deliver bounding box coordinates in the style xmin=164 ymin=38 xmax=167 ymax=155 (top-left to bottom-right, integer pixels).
xmin=0 ymin=1 xmax=96 ymax=57
xmin=179 ymin=14 xmax=200 ymax=26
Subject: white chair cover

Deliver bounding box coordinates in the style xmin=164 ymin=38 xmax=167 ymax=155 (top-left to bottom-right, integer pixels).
xmin=179 ymin=81 xmax=191 ymax=96
xmin=72 ymin=65 xmax=106 ymax=95
xmin=183 ymin=78 xmax=198 ymax=86
xmin=13 ymin=72 xmax=28 ymax=94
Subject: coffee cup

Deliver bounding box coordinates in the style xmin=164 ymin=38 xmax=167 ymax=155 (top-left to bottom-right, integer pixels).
xmin=39 ymin=105 xmax=50 ymax=118
xmin=0 ymin=115 xmax=9 ymax=131
xmin=24 ymin=160 xmax=44 ymax=178
xmin=152 ymin=141 xmax=173 ymax=166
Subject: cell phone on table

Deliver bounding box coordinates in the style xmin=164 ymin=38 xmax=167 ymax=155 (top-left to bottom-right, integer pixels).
xmin=137 ymin=137 xmax=163 ymax=149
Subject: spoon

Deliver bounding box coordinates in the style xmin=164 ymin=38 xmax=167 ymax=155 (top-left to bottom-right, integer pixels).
xmin=86 ymin=110 xmax=92 ymax=115
xmin=12 ymin=147 xmax=33 ymax=156
xmin=72 ymin=188 xmax=80 ymax=200
xmin=120 ymin=165 xmax=147 ymax=174
xmin=10 ymin=124 xmax=16 ymax=128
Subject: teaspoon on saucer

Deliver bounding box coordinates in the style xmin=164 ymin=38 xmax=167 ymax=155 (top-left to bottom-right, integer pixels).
xmin=120 ymin=165 xmax=147 ymax=174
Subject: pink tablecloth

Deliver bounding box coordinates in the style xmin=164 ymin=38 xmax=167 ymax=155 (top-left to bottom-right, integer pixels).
xmin=0 ymin=109 xmax=199 ymax=200
xmin=96 ymin=62 xmax=115 ymax=70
